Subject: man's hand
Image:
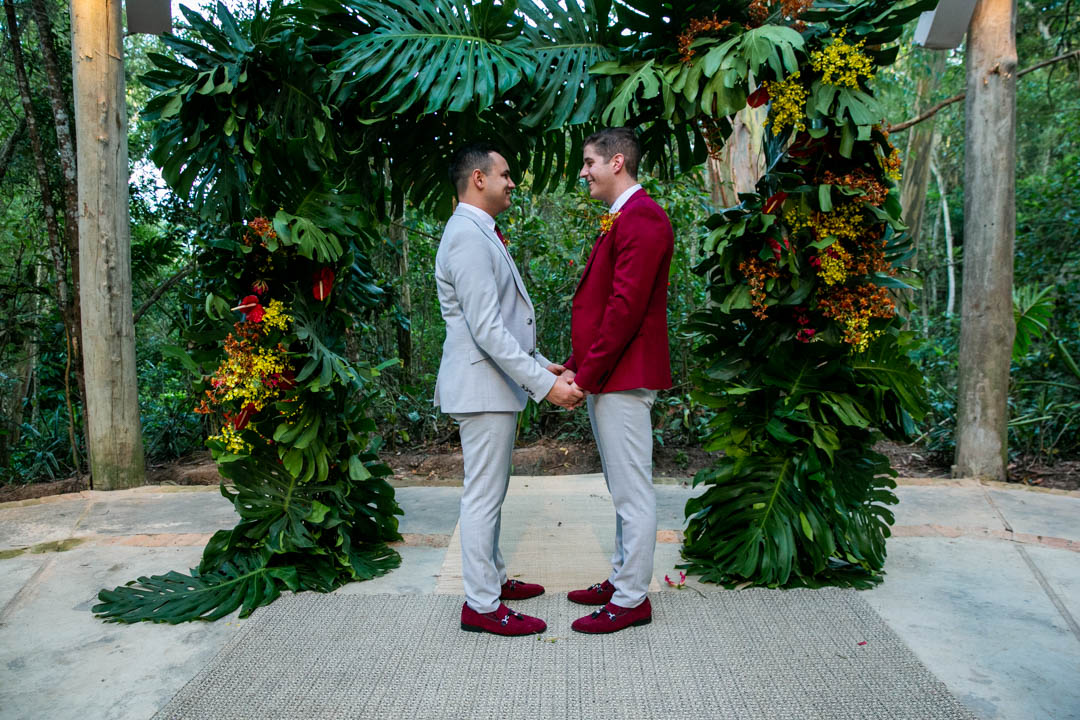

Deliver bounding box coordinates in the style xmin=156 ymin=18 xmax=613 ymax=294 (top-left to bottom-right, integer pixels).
xmin=546 ymin=363 xmax=566 ymax=376
xmin=562 ymin=369 xmax=576 ymax=384
xmin=545 ymin=374 xmax=584 ymax=410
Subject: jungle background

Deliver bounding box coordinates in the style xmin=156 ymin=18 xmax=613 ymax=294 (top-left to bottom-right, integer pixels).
xmin=1 ymin=0 xmax=1078 ymax=500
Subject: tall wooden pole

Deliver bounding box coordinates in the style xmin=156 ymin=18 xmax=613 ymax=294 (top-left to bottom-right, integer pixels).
xmin=953 ymin=0 xmax=1016 ymax=480
xmin=71 ymin=0 xmax=145 ymax=489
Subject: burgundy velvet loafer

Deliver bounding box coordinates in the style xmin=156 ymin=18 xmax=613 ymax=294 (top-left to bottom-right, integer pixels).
xmin=571 ymin=598 xmax=652 ymax=634
xmin=567 ymin=579 xmax=616 ymax=605
xmin=500 ymin=578 xmax=545 ymax=600
xmin=460 ymin=603 xmax=547 ymax=636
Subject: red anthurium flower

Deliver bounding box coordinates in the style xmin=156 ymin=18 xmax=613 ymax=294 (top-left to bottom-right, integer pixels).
xmin=767 ymin=237 xmax=783 ymax=262
xmin=232 ymin=402 xmax=257 ymax=430
xmin=788 ymin=132 xmax=823 ymax=159
xmin=747 ymin=85 xmax=770 ymax=108
xmin=235 ymin=295 xmax=264 ymax=322
xmin=267 ymin=369 xmax=297 ymax=390
xmin=762 ymin=191 xmax=788 ymax=216
xmin=313 ymin=267 xmax=335 ymax=301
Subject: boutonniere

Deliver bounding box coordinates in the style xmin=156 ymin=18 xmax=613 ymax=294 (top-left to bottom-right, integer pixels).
xmin=599 ymin=211 xmax=620 ymax=236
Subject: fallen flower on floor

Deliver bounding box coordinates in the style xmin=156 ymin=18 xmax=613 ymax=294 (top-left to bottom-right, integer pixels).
xmin=664 ymin=571 xmax=687 ymax=589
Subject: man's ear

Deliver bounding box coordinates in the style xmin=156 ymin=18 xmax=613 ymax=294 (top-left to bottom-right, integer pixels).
xmin=611 ymin=153 xmax=625 ymax=174
xmin=472 ymin=168 xmax=486 ymax=190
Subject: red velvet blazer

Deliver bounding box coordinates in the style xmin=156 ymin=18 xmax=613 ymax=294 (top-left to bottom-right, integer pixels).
xmin=565 ymin=190 xmax=674 ymax=394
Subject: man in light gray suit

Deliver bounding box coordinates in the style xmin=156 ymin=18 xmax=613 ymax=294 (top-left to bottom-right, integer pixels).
xmin=434 ymin=142 xmax=583 ymax=636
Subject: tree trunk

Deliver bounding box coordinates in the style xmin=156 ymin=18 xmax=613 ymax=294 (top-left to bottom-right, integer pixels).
xmin=4 ymin=0 xmax=83 ymax=472
xmin=392 ymin=206 xmax=412 ymax=383
xmin=71 ymin=0 xmax=145 ymax=489
xmin=923 ymin=204 xmax=941 ymax=325
xmin=900 ymin=49 xmax=947 ymax=264
xmin=29 ymin=0 xmax=87 ymax=427
xmin=954 ymin=0 xmax=1017 ymax=481
xmin=707 ymin=105 xmax=767 ymax=212
xmin=0 ymin=117 xmax=27 ymax=187
xmin=931 ymin=158 xmax=957 ymax=318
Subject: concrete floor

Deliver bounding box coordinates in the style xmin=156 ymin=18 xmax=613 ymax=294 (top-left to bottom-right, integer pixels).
xmin=1 ymin=477 xmax=1077 ymax=720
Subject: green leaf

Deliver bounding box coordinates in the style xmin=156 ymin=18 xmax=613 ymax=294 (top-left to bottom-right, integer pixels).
xmin=160 ymin=344 xmax=201 ymax=374
xmin=93 ymin=552 xmax=294 ymax=623
xmin=818 ymin=184 xmax=833 ymax=212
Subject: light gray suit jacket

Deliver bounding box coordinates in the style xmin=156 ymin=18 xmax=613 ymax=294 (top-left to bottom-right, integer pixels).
xmin=433 ymin=208 xmax=556 ymax=413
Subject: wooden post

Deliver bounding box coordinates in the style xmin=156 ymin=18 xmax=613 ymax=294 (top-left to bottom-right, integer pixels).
xmin=71 ymin=0 xmax=145 ymax=489
xmin=953 ymin=0 xmax=1016 ymax=480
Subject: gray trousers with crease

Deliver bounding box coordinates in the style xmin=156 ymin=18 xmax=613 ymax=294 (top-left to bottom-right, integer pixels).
xmin=452 ymin=411 xmax=517 ymax=614
xmin=587 ymin=388 xmax=657 ymax=608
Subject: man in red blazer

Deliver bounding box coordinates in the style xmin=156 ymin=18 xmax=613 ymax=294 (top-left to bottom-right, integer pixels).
xmin=562 ymin=127 xmax=674 ymax=634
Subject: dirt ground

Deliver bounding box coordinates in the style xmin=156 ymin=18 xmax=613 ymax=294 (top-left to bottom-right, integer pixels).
xmin=3 ymin=439 xmax=1078 ymax=503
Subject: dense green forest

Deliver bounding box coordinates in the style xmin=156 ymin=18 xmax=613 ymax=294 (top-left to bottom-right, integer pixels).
xmin=1 ymin=0 xmax=1077 ymax=486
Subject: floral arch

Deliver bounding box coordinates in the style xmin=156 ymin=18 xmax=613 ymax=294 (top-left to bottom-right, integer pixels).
xmin=96 ymin=0 xmax=932 ymax=622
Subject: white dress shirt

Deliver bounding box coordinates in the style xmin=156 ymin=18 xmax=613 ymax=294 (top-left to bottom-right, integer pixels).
xmin=609 ymin=183 xmax=643 ymax=213
xmin=456 ymin=201 xmax=497 ymax=232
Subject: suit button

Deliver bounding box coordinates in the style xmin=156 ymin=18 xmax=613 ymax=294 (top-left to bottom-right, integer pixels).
xmin=526 ymin=318 xmax=533 ymax=325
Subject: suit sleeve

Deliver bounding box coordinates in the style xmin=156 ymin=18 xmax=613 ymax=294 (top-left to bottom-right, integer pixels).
xmin=444 ymin=231 xmax=557 ymax=403
xmin=572 ymin=209 xmax=671 ymax=393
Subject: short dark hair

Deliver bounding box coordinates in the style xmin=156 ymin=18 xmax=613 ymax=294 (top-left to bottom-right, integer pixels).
xmin=583 ymin=127 xmax=641 ymax=179
xmin=449 ymin=142 xmax=500 ymax=195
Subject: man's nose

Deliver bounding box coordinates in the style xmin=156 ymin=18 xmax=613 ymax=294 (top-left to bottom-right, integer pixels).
xmin=578 ymin=166 xmax=588 ymax=178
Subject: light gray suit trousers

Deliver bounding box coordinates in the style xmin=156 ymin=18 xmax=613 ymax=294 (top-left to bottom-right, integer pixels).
xmin=433 ymin=207 xmax=556 ymax=614
xmin=588 ymin=388 xmax=658 ymax=608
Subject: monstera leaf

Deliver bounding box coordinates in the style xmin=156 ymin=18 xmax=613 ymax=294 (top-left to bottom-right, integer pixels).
xmin=518 ymin=0 xmax=617 ymax=130
xmin=683 ymin=454 xmax=837 ymax=587
xmin=94 ymin=551 xmax=299 ymax=623
xmin=332 ymin=0 xmax=533 ymax=116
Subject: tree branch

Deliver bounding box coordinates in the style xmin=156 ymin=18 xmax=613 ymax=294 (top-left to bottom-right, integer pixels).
xmin=134 ymin=264 xmax=195 ymax=323
xmin=888 ymin=48 xmax=1080 ymax=133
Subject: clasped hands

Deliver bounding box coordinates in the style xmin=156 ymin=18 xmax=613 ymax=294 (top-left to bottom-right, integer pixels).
xmin=544 ymin=363 xmax=585 ymax=410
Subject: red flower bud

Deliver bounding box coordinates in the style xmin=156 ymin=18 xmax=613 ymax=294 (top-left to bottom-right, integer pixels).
xmin=747 ymin=86 xmax=770 ymax=108
xmin=313 ymin=267 xmax=335 ymax=301
xmin=251 ymin=280 xmax=269 ymax=296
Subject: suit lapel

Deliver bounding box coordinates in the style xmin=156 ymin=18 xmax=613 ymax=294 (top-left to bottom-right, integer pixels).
xmin=573 ymin=190 xmax=653 ymax=294
xmin=575 ymin=232 xmax=607 ymax=293
xmin=456 ymin=210 xmax=534 ymax=309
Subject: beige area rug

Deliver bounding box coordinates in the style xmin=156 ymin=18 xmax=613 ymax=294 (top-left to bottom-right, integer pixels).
xmin=434 ymin=474 xmax=661 ymax=594
xmin=153 ymin=590 xmax=976 ymax=720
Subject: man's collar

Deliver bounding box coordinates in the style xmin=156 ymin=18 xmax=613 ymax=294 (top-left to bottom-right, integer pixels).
xmin=609 ymin=184 xmax=643 ymax=213
xmin=456 ymin=201 xmax=496 ymax=232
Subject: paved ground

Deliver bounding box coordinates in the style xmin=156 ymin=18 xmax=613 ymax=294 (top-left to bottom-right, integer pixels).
xmin=0 ymin=476 xmax=1077 ymax=720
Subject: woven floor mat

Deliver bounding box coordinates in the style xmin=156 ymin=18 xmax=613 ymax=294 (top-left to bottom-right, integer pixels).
xmin=154 ymin=589 xmax=974 ymax=719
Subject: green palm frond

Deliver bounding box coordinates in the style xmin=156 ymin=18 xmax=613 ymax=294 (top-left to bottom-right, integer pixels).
xmin=94 ymin=551 xmax=299 ymax=623
xmin=1012 ymin=284 xmax=1055 ymax=361
xmin=332 ymin=0 xmax=532 ymax=117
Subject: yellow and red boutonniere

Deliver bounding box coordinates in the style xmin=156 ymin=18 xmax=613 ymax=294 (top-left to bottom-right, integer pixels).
xmin=599 ymin=211 xmax=620 ymax=236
